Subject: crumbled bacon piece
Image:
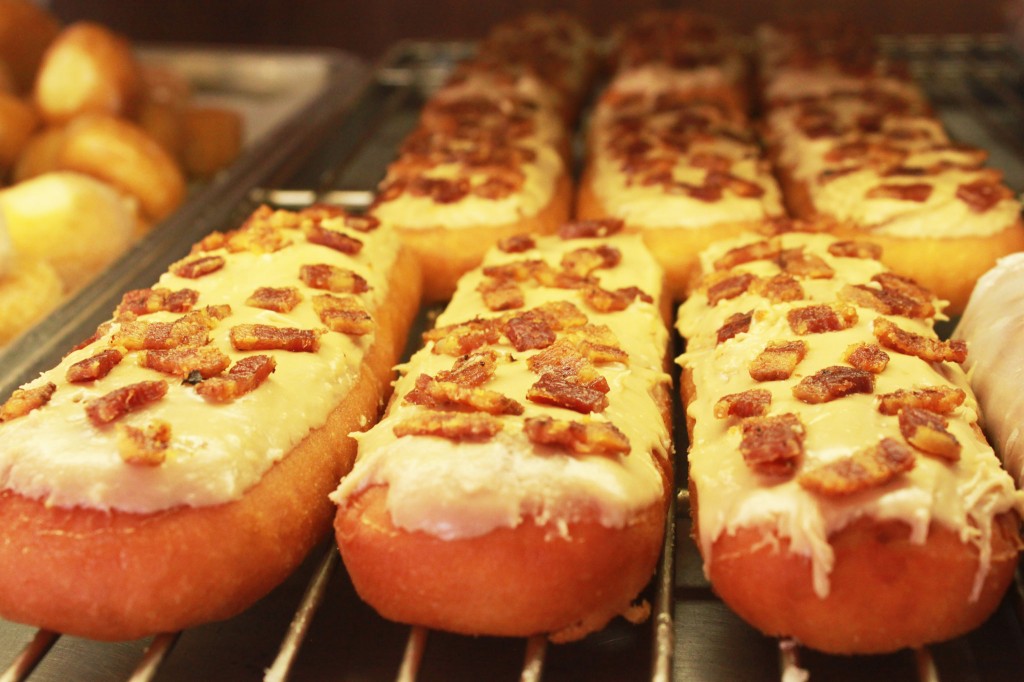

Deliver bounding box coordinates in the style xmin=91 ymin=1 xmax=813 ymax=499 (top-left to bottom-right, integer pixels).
xmin=141 ymin=346 xmax=231 ymax=379
xmin=312 ymin=294 xmax=373 ymax=335
xmin=872 ymin=273 xmax=934 ymax=317
xmin=561 ymin=245 xmax=622 ymax=277
xmin=898 ymin=407 xmax=961 ymax=461
xmin=798 ymin=438 xmax=914 ymax=496
xmin=67 ymin=322 xmax=113 ymax=356
xmin=865 ymin=183 xmax=933 ymax=202
xmin=749 ymin=340 xmax=807 ymax=382
xmin=303 ymin=223 xmax=363 ymax=254
xmin=750 ymin=274 xmax=804 ymax=303
xmin=408 ymin=176 xmax=470 ymax=204
xmin=230 ymin=324 xmax=322 ymax=352
xmin=527 ymin=373 xmax=609 ymax=413
xmin=877 ymin=386 xmax=966 ymax=416
xmin=793 ymin=366 xmax=875 ymax=403
xmin=558 ymin=219 xmax=623 ymax=239
xmin=740 ymin=413 xmax=805 ymax=477
xmin=483 ymin=259 xmax=548 ymax=283
xmin=706 ymin=272 xmax=756 ymax=306
xmin=246 ymin=287 xmax=302 ymax=313
xmin=504 ymin=311 xmax=556 ymax=351
xmin=116 ymin=421 xmax=172 ymax=466
xmin=195 ymin=355 xmax=277 ymax=402
xmin=425 ymin=318 xmax=503 ymax=356
xmin=0 ymin=382 xmax=56 ymax=422
xmin=192 ymin=231 xmax=228 ymax=253
xmin=839 ymin=284 xmax=929 ymax=319
xmin=778 ymin=248 xmax=834 ymax=279
xmin=405 ymin=374 xmax=524 ymax=415
xmin=66 ymin=348 xmax=124 ymax=383
xmin=227 ymin=223 xmax=291 ymax=253
xmin=873 ymin=318 xmax=967 ymax=363
xmin=956 ymin=178 xmax=1013 ymax=212
xmin=85 ymin=380 xmax=168 ymax=426
xmin=473 ymin=176 xmax=519 ymax=199
xmin=343 ymin=213 xmax=380 ymax=233
xmin=844 ymin=343 xmax=890 ymax=373
xmin=171 ymin=254 xmax=225 ymax=279
xmin=477 ymin=277 xmax=524 ymax=311
xmin=115 ymin=287 xmax=199 ymax=319
xmin=714 ymin=388 xmax=772 ymax=418
xmin=299 ymin=264 xmax=370 ymax=294
xmin=787 ymin=304 xmax=858 ymax=335
xmin=393 ymin=410 xmax=503 ymax=440
xmin=713 ymin=240 xmax=779 ymax=271
xmin=436 ymin=350 xmax=498 ymax=386
xmin=498 ymin=234 xmax=536 ymax=253
xmin=582 ymin=285 xmax=652 ymax=313
xmin=828 ymin=240 xmax=882 ymax=259
xmin=523 ymin=416 xmax=630 ymax=457
xmin=528 ymin=339 xmax=609 ymax=392
xmin=530 ymin=301 xmax=590 ymax=331
xmin=564 ymin=324 xmax=629 ymax=365
xmin=112 ymin=308 xmax=227 ymax=350
xmin=717 ymin=311 xmax=753 ymax=345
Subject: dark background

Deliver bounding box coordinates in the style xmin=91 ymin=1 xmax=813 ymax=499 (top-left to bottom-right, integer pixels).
xmin=48 ymin=0 xmax=1012 ymax=60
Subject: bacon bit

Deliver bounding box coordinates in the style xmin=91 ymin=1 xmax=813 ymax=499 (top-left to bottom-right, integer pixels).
xmin=532 ymin=267 xmax=594 ymax=290
xmin=528 ymin=339 xmax=609 ymax=393
xmin=408 ymin=176 xmax=470 ymax=204
xmin=523 ymin=416 xmax=630 ymax=457
xmin=750 ymin=274 xmax=804 ymax=303
xmin=85 ymin=380 xmax=168 ymax=426
xmin=393 ymin=410 xmax=503 ymax=440
xmin=230 ymin=324 xmax=322 ymax=352
xmin=436 ymin=350 xmax=498 ymax=386
xmin=0 ymin=382 xmax=56 ymax=422
xmin=713 ymin=240 xmax=779 ymax=271
xmin=227 ymin=223 xmax=291 ymax=254
xmin=246 ymin=287 xmax=302 ymax=313
xmin=343 ymin=213 xmax=380 ymax=233
xmin=714 ymin=388 xmax=772 ymax=418
xmin=873 ymin=318 xmax=967 ymax=363
xmin=798 ymin=438 xmax=914 ymax=496
xmin=527 ymin=372 xmax=609 ymax=413
xmin=956 ymin=178 xmax=1013 ymax=212
xmin=878 ymin=386 xmax=966 ymax=416
xmin=192 ymin=231 xmax=228 ymax=253
xmin=865 ymin=183 xmax=933 ymax=202
xmin=740 ymin=413 xmax=805 ymax=477
xmin=303 ymin=223 xmax=363 ymax=254
xmin=405 ymin=374 xmax=524 ymax=415
xmin=749 ymin=340 xmax=807 ymax=381
xmin=706 ymin=272 xmax=756 ymax=306
xmin=473 ymin=176 xmax=519 ymax=199
xmin=528 ymin=301 xmax=590 ymax=331
xmin=239 ymin=205 xmax=300 ymax=231
xmin=828 ymin=240 xmax=883 ymax=259
xmin=558 ymin=219 xmax=624 ymax=239
xmin=503 ymin=310 xmax=556 ymax=351
xmin=482 ymin=259 xmax=548 ymax=283
xmin=116 ymin=421 xmax=172 ymax=466
xmin=839 ymin=283 xmax=930 ymax=319
xmin=312 ymin=294 xmax=373 ymax=335
xmin=787 ymin=304 xmax=858 ymax=335
xmin=112 ymin=308 xmax=226 ymax=350
xmin=477 ymin=277 xmax=524 ymax=311
xmin=115 ymin=287 xmax=199 ymax=319
xmin=425 ymin=318 xmax=503 ymax=356
xmin=299 ymin=263 xmax=370 ymax=294
xmin=67 ymin=322 xmax=113 ymax=356
xmin=561 ymin=246 xmax=622 ymax=278
xmin=778 ymin=248 xmax=834 ymax=279
xmin=195 ymin=355 xmax=277 ymax=402
xmin=141 ymin=346 xmax=231 ymax=379
xmin=170 ymin=254 xmax=225 ymax=279
xmin=564 ymin=324 xmax=629 ymax=365
xmin=844 ymin=343 xmax=890 ymax=373
xmin=717 ymin=311 xmax=753 ymax=345
xmin=793 ymin=366 xmax=875 ymax=404
xmin=582 ymin=285 xmax=652 ymax=313
xmin=498 ymin=234 xmax=536 ymax=253
xmin=898 ymin=407 xmax=961 ymax=461
xmin=872 ymin=273 xmax=934 ymax=316
xmin=66 ymin=348 xmax=124 ymax=383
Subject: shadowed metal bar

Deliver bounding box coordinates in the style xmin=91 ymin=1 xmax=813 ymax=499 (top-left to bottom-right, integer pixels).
xmin=0 ymin=630 xmax=58 ymax=682
xmin=395 ymin=626 xmax=428 ymax=682
xmin=520 ymin=635 xmax=547 ymax=682
xmin=128 ymin=632 xmax=181 ymax=682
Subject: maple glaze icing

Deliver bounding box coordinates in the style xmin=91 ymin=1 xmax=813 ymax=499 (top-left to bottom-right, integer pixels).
xmin=332 ymin=233 xmax=672 ymax=539
xmin=677 ymin=232 xmax=1024 ymax=599
xmin=0 ymin=211 xmax=400 ymax=513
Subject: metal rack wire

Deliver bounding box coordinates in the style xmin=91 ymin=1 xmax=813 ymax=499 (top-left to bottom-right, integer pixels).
xmin=4 ymin=34 xmax=1024 ymax=681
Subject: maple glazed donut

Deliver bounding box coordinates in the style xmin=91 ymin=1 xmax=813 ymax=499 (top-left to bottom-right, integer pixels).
xmin=334 ymin=220 xmax=674 ymax=641
xmin=676 ymin=230 xmax=1023 ymax=654
xmin=0 ymin=205 xmax=420 ymax=640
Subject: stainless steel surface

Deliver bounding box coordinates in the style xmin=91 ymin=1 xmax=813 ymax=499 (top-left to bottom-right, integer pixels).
xmin=4 ymin=35 xmax=1024 ymax=681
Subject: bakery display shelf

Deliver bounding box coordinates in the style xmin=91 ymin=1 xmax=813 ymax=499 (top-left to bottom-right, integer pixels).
xmin=5 ymin=35 xmax=1024 ymax=682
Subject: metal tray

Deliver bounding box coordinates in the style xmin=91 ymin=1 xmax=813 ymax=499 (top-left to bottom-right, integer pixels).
xmin=4 ymin=36 xmax=1024 ymax=682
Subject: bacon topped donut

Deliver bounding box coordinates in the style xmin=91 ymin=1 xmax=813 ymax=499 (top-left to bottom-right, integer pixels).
xmin=333 ymin=222 xmax=673 ymax=641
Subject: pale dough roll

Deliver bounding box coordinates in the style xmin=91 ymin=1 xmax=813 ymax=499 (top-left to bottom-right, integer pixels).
xmin=0 ymin=171 xmax=136 ymax=290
